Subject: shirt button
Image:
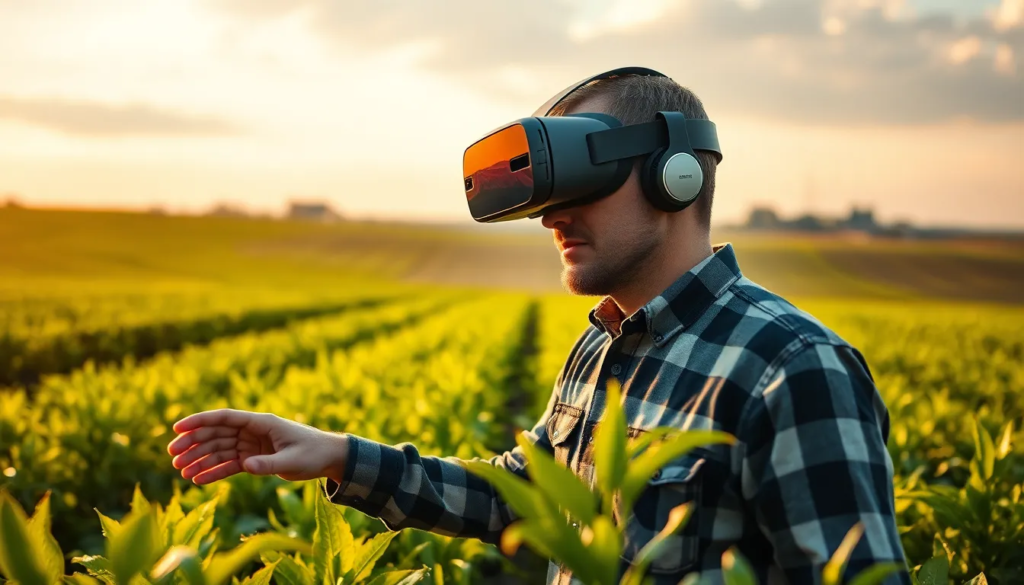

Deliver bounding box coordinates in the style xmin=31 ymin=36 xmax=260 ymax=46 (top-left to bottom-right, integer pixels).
xmin=553 ymin=430 xmax=559 ymax=437
xmin=610 ymin=364 xmax=622 ymax=375
xmin=653 ymin=334 xmax=664 ymax=343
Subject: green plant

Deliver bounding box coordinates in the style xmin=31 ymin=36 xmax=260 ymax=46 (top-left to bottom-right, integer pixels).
xmin=463 ymin=378 xmax=910 ymax=585
xmin=898 ymin=418 xmax=1020 ymax=585
xmin=0 ymin=481 xmax=431 ymax=585
xmin=0 ymin=482 xmax=309 ymax=585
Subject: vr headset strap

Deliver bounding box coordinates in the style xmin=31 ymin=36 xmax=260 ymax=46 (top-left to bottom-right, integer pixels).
xmin=587 ymin=119 xmax=723 ymax=165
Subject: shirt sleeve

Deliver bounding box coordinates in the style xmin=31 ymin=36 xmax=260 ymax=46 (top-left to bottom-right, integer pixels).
xmin=740 ymin=341 xmax=911 ymax=585
xmin=318 ymin=389 xmax=560 ymax=545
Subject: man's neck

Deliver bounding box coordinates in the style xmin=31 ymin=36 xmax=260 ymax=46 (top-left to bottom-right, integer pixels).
xmin=611 ymin=238 xmax=714 ymax=318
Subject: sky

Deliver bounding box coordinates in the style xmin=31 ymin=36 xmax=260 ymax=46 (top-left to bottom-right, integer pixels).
xmin=0 ymin=0 xmax=1021 ymax=229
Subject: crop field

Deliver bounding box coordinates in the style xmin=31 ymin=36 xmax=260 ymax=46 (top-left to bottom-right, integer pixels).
xmin=1 ymin=206 xmax=1022 ymax=585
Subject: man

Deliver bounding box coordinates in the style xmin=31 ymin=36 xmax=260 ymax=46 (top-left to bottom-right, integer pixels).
xmin=167 ymin=70 xmax=910 ymax=585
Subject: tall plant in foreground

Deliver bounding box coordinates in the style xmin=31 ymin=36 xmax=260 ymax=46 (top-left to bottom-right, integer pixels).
xmin=463 ymin=378 xmax=906 ymax=585
xmin=0 ymin=481 xmax=430 ymax=585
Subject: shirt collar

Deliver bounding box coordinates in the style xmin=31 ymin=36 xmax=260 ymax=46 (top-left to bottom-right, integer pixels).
xmin=588 ymin=243 xmax=742 ymax=346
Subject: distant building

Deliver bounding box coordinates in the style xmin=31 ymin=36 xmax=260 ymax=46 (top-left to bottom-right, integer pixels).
xmin=841 ymin=206 xmax=877 ymax=232
xmin=287 ymin=200 xmax=342 ymax=222
xmin=746 ymin=206 xmax=781 ymax=229
xmin=741 ymin=205 xmax=874 ymax=234
xmin=206 ymin=203 xmax=250 ymax=218
xmin=2 ymin=193 xmax=23 ymax=208
xmin=790 ymin=214 xmax=828 ymax=232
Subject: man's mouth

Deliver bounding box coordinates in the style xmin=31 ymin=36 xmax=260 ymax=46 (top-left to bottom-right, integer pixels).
xmin=559 ymin=238 xmax=587 ymax=252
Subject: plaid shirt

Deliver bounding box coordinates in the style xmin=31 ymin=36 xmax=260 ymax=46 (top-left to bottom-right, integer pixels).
xmin=320 ymin=243 xmax=911 ymax=585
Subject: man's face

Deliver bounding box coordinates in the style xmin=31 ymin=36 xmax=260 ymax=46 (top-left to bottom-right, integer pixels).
xmin=540 ymin=97 xmax=664 ymax=297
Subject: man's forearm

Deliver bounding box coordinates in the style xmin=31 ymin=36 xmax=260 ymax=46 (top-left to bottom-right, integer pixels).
xmin=319 ymin=433 xmax=528 ymax=544
xmin=322 ymin=432 xmax=349 ymax=485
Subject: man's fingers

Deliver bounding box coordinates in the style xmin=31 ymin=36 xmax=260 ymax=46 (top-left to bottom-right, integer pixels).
xmin=190 ymin=459 xmax=244 ymax=485
xmin=181 ymin=447 xmax=238 ymax=480
xmin=172 ymin=408 xmax=270 ymax=434
xmin=242 ymin=454 xmax=277 ymax=475
xmin=168 ymin=424 xmax=240 ymax=456
xmin=171 ymin=436 xmax=237 ymax=470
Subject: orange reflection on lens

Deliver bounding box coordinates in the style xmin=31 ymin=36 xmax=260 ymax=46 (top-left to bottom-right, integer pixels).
xmin=464 ymin=124 xmax=532 ymax=203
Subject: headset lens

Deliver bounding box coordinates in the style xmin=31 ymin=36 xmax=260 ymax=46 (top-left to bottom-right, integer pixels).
xmin=464 ymin=123 xmax=534 ymax=217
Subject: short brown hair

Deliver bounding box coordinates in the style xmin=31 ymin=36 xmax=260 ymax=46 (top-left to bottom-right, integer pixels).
xmin=547 ymin=75 xmax=717 ymax=228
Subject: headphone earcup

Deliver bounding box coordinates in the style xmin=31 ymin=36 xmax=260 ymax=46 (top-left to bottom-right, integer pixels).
xmin=660 ymin=152 xmax=704 ymax=208
xmin=639 ymin=150 xmax=671 ymax=212
xmin=640 ymin=149 xmax=699 ymax=212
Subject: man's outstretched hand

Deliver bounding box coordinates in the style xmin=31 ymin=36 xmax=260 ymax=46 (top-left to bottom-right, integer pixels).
xmin=167 ymin=409 xmax=349 ymax=485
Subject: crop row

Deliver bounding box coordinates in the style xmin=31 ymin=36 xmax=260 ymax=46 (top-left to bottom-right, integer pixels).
xmin=0 ymin=282 xmax=424 ymax=387
xmin=0 ymin=291 xmax=464 ymax=551
xmin=2 ymin=292 xmax=1021 ymax=583
xmin=1 ymin=290 xmax=545 ymax=580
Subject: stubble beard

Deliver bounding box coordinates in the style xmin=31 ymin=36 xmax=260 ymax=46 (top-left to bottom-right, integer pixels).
xmin=560 ymin=236 xmax=659 ymax=297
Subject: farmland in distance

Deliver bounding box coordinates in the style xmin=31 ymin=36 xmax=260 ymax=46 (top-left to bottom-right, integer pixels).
xmin=1 ymin=205 xmax=1022 ymax=584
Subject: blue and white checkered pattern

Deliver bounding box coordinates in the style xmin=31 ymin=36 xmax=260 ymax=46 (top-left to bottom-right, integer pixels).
xmin=321 ymin=243 xmax=911 ymax=585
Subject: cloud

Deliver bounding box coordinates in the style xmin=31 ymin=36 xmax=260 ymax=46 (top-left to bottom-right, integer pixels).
xmin=0 ymin=96 xmax=241 ymax=137
xmin=207 ymin=0 xmax=1023 ymax=125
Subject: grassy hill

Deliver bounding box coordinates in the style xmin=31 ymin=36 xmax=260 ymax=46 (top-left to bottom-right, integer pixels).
xmin=2 ymin=206 xmax=1021 ymax=304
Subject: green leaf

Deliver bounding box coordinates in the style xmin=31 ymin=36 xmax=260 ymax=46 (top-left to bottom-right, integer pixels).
xmin=277 ymin=488 xmax=306 ymax=527
xmin=849 ymin=563 xmax=905 ymax=585
xmin=899 ymin=491 xmax=972 ymax=528
xmin=0 ymin=491 xmax=51 ymax=585
xmin=822 ymin=522 xmax=864 ymax=585
xmin=622 ymin=503 xmax=694 ymax=585
xmin=996 ymin=421 xmax=1014 ymax=460
xmin=678 ymin=573 xmax=713 ymax=585
xmin=159 ymin=498 xmax=185 ymax=549
xmin=108 ymin=509 xmax=160 ymax=585
xmin=393 ymin=543 xmax=431 ymax=571
xmin=239 ymin=560 xmax=277 ymax=585
xmin=149 ymin=545 xmax=206 ymax=585
xmin=257 ymin=552 xmax=312 ymax=585
xmin=94 ymin=510 xmax=122 ymax=540
xmin=131 ymin=484 xmax=152 ymax=516
xmin=721 ymin=548 xmax=757 ymax=585
xmin=27 ymin=491 xmax=65 ymax=585
xmin=63 ymin=574 xmax=105 ymax=585
xmin=972 ymin=417 xmax=995 ymax=482
xmin=71 ymin=554 xmax=116 ymax=584
xmin=267 ymin=509 xmax=288 ymax=534
xmin=579 ymin=516 xmax=620 ymax=585
xmin=501 ymin=518 xmax=600 ymax=585
xmin=347 ymin=531 xmax=398 ymax=582
xmin=963 ymin=573 xmax=989 ymax=585
xmin=205 ymin=533 xmax=311 ymax=585
xmin=499 ymin=521 xmax=547 ymax=559
xmin=515 ymin=433 xmax=598 ymax=526
xmin=364 ymin=568 xmax=430 ymax=585
xmin=313 ymin=492 xmax=354 ymax=585
xmin=174 ymin=498 xmax=220 ymax=549
xmin=916 ymin=556 xmax=949 ymax=585
xmin=626 ymin=428 xmax=678 ymax=459
xmin=461 ymin=461 xmax=555 ymax=521
xmin=199 ymin=527 xmax=222 ymax=561
xmin=595 ymin=378 xmax=628 ymax=506
xmin=619 ymin=430 xmax=735 ymax=516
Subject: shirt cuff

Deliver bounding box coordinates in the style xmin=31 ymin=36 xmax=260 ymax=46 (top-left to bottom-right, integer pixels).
xmin=318 ymin=433 xmax=404 ymax=514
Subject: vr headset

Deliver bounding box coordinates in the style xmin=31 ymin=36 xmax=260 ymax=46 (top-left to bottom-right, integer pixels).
xmin=462 ymin=66 xmax=723 ymax=223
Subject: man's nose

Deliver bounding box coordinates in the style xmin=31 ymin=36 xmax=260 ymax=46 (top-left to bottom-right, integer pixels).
xmin=540 ymin=207 xmax=573 ymax=230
